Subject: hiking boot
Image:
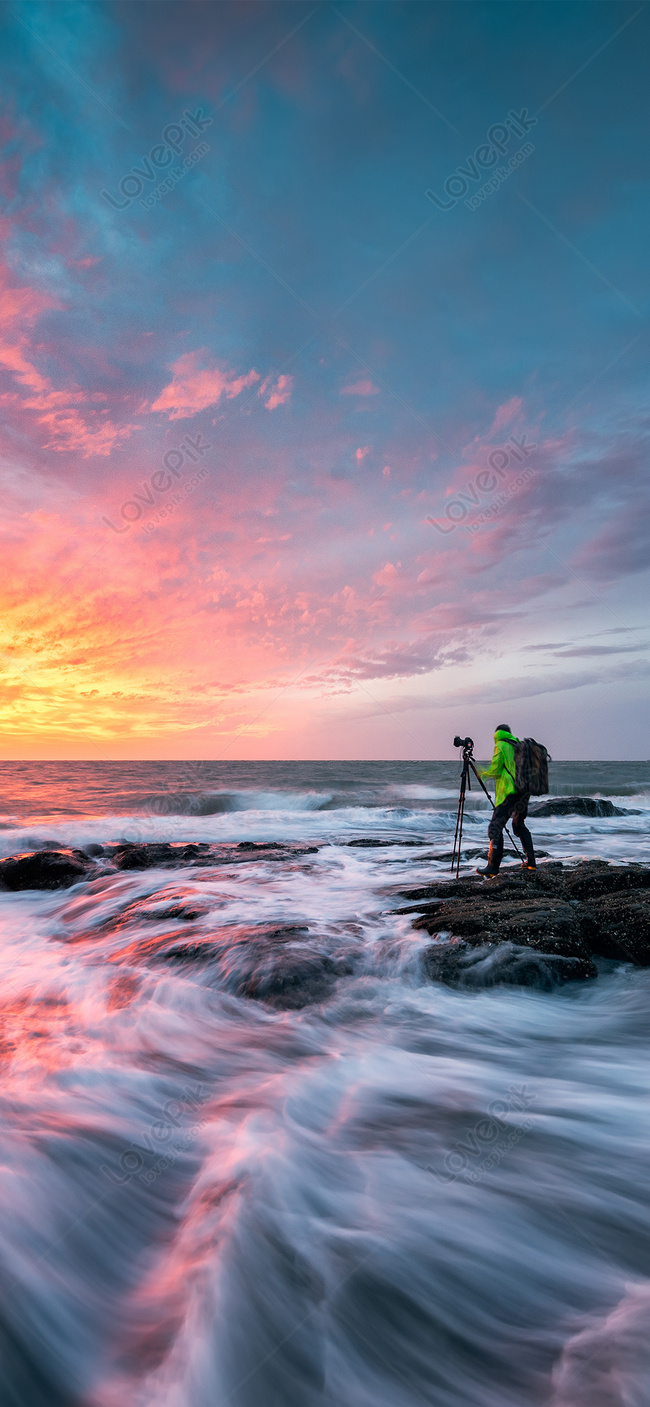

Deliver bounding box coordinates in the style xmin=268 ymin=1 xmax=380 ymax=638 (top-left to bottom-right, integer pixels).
xmin=477 ymin=841 xmax=501 ymax=878
xmin=521 ymin=861 xmax=537 ymax=872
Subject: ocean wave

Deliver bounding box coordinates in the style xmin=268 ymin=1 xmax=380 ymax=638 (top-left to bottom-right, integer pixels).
xmin=138 ymin=789 xmax=334 ymax=816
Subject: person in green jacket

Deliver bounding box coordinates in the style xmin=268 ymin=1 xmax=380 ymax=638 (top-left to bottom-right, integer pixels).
xmin=476 ymin=724 xmax=536 ymax=877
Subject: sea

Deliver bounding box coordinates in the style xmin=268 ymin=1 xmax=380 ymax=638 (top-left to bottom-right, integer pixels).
xmin=1 ymin=758 xmax=650 ymax=1407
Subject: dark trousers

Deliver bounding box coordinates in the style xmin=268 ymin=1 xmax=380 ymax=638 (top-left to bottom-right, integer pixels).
xmin=487 ymin=790 xmax=534 ymax=868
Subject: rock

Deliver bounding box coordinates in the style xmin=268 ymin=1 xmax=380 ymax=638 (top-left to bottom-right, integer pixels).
xmin=424 ymin=940 xmax=596 ymax=990
xmin=563 ymin=863 xmax=650 ymax=901
xmin=587 ymin=891 xmax=650 ymax=965
xmin=347 ymin=838 xmax=424 ymax=847
xmin=397 ymin=860 xmax=650 ymax=975
xmin=413 ymin=896 xmax=593 ymax=959
xmin=0 ymin=849 xmax=93 ymax=891
xmin=528 ymin=796 xmax=630 ymax=817
xmin=111 ymin=843 xmax=179 ymax=869
xmin=0 ymin=839 xmax=321 ymax=891
xmin=236 ymin=840 xmax=279 ymax=849
xmin=237 ymin=949 xmax=343 ymax=1009
xmin=107 ymin=841 xmax=319 ymax=871
xmin=142 ymin=922 xmax=353 ymax=1009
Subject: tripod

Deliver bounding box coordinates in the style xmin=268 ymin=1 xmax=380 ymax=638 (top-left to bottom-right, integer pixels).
xmin=451 ymin=736 xmax=524 ymax=877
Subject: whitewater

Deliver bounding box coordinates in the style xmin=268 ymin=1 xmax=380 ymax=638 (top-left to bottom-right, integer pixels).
xmin=1 ymin=758 xmax=650 ymax=1407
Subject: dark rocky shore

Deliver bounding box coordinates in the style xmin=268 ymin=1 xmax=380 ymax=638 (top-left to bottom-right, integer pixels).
xmin=2 ymin=843 xmax=650 ymax=1000
xmin=0 ymin=840 xmax=319 ymax=891
xmin=398 ymin=860 xmax=650 ymax=988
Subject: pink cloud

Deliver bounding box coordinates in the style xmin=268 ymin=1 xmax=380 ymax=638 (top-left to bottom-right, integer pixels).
xmin=262 ymin=374 xmax=293 ymax=410
xmin=340 ymin=379 xmax=380 ymax=396
xmin=487 ymin=396 xmax=523 ymax=437
xmin=151 ymin=351 xmax=260 ymax=421
xmin=355 ymin=445 xmax=371 ymax=462
xmin=37 ymin=408 xmax=137 ymax=457
xmin=0 ymin=263 xmax=137 ymax=456
xmin=373 ymin=561 xmax=400 ymax=586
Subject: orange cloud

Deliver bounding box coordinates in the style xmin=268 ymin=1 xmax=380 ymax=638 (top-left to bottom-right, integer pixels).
xmin=150 ymin=351 xmax=260 ymax=420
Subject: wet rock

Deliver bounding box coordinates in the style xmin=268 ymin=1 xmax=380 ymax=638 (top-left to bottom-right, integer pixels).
xmin=424 ymin=940 xmax=596 ymax=990
xmin=138 ymin=901 xmax=209 ymax=923
xmin=236 ymin=840 xmax=279 ymax=849
xmin=111 ymin=843 xmax=179 ymax=869
xmin=399 ymin=861 xmax=650 ymax=975
xmin=82 ymin=843 xmax=105 ymax=857
xmin=563 ymin=863 xmax=650 ymax=901
xmin=528 ymin=796 xmax=630 ymax=817
xmin=238 ymin=949 xmax=342 ymax=1009
xmin=224 ymin=923 xmax=354 ymax=1010
xmin=107 ymin=841 xmax=319 ymax=871
xmin=413 ymin=896 xmax=593 ymax=959
xmin=0 ymin=848 xmax=94 ymax=891
xmin=347 ymin=838 xmax=424 ymax=847
xmin=400 ymin=867 xmax=562 ymax=905
xmin=138 ymin=922 xmax=354 ymax=1010
xmin=587 ymin=891 xmax=650 ymax=965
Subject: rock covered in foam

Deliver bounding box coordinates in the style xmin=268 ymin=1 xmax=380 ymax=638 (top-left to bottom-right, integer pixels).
xmin=424 ymin=940 xmax=596 ymax=990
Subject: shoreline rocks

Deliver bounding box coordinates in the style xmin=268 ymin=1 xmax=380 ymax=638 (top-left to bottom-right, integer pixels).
xmin=0 ymin=849 xmax=94 ymax=890
xmin=0 ymin=841 xmax=320 ymax=891
xmin=398 ymin=861 xmax=650 ymax=986
xmin=3 ymin=843 xmax=650 ymax=997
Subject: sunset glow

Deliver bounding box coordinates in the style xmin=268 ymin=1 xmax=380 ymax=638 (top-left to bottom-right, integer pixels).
xmin=1 ymin=4 xmax=648 ymax=760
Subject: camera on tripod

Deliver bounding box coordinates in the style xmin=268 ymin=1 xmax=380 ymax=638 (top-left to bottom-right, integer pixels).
xmin=451 ymin=732 xmax=524 ymax=876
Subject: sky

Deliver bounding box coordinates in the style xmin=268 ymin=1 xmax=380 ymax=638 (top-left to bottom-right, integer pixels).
xmin=0 ymin=0 xmax=648 ymax=761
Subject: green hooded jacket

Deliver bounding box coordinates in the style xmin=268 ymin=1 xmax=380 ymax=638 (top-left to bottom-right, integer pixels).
xmin=481 ymin=730 xmax=519 ymax=806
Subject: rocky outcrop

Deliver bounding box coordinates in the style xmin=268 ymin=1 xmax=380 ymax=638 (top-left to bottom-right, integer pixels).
xmin=0 ymin=841 xmax=320 ymax=888
xmin=0 ymin=848 xmax=94 ymax=890
xmin=528 ymin=796 xmax=635 ymax=817
xmin=113 ymin=922 xmax=355 ymax=1010
xmin=109 ymin=841 xmax=319 ymax=869
xmin=424 ymin=941 xmax=596 ymax=990
xmin=398 ymin=861 xmax=650 ymax=986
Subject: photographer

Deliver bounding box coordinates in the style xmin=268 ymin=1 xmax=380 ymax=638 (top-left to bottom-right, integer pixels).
xmin=477 ymin=725 xmax=536 ymax=877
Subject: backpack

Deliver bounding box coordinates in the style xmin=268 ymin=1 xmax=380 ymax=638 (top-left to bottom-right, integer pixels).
xmin=511 ymin=738 xmax=550 ymax=795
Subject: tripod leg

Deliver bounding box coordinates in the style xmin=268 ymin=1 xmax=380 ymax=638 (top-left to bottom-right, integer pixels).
xmin=456 ymin=789 xmax=465 ymax=877
xmin=451 ymin=767 xmax=467 ymax=876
